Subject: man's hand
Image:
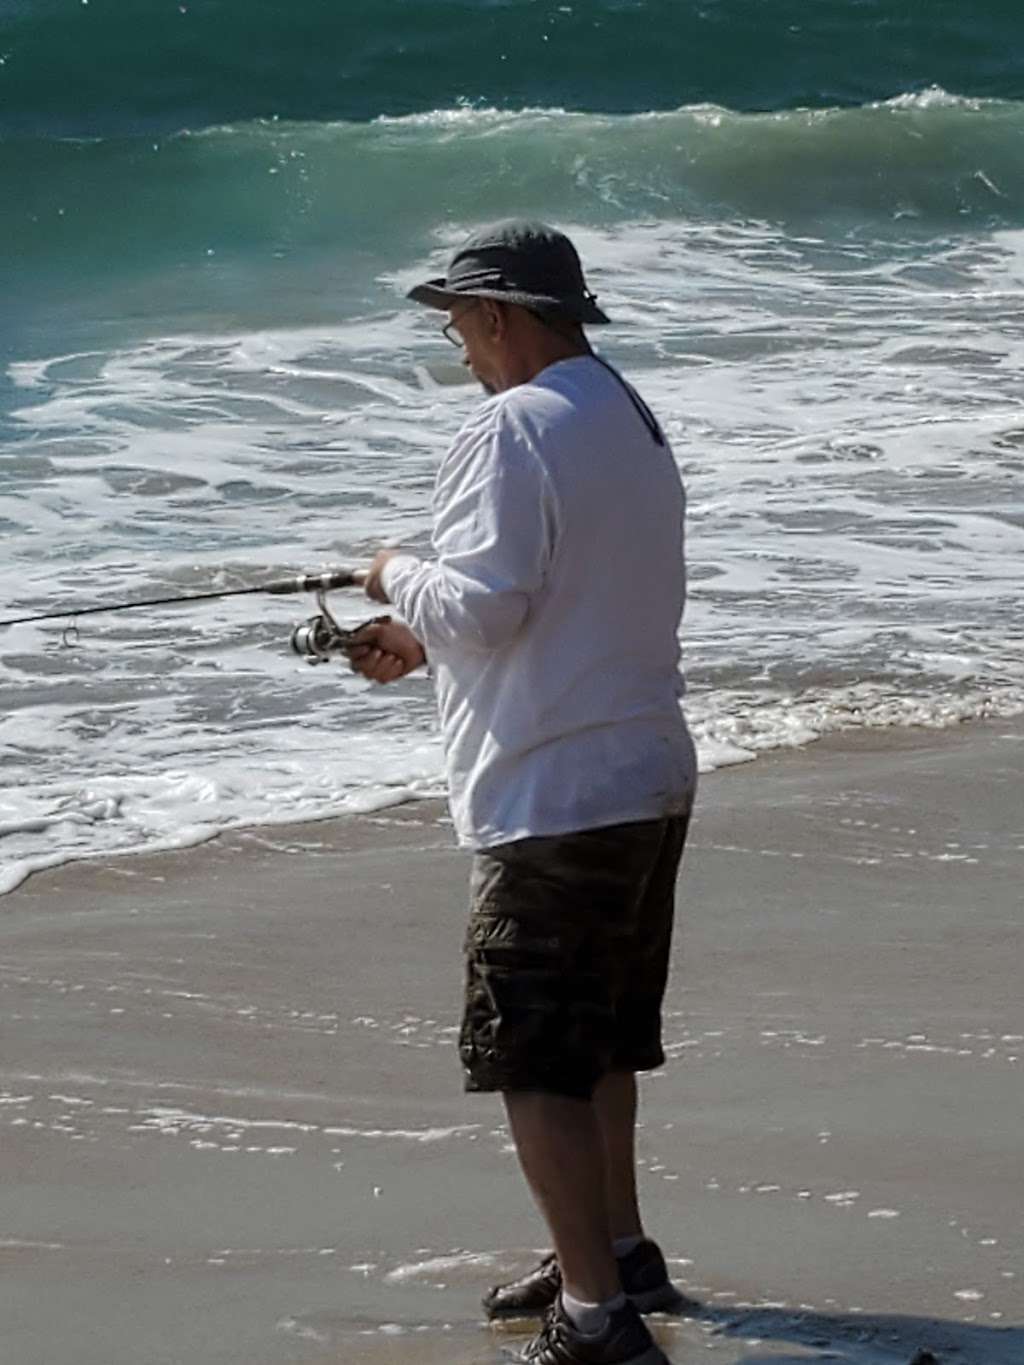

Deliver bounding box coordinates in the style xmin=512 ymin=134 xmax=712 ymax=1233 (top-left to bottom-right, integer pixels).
xmin=363 ymin=548 xmax=403 ymax=604
xmin=346 ymin=617 xmax=426 ymax=684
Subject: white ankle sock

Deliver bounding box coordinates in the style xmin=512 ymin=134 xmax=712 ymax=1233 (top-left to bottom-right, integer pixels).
xmin=561 ymin=1289 xmax=627 ymax=1335
xmin=612 ymin=1234 xmax=645 ymax=1258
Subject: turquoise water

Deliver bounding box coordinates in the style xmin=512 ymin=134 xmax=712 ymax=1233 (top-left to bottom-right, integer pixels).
xmin=3 ymin=0 xmax=1023 ymax=135
xmin=1 ymin=3 xmax=1023 ymax=887
xmin=4 ymin=2 xmax=1024 ymax=359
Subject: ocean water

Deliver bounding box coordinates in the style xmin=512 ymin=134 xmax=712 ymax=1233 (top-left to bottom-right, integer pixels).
xmin=2 ymin=2 xmax=1023 ymax=891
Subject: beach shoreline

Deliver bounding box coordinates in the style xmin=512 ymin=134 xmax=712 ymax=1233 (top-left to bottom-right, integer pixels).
xmin=1 ymin=716 xmax=1021 ymax=1365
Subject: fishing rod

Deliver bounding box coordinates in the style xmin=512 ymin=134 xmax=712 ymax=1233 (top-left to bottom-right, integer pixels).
xmin=0 ymin=567 xmax=379 ymax=664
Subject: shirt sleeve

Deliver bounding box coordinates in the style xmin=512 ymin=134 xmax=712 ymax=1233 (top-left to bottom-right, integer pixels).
xmin=379 ymin=400 xmax=557 ymax=654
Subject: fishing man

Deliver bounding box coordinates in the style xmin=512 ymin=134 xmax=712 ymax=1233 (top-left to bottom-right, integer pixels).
xmin=349 ymin=220 xmax=697 ymax=1365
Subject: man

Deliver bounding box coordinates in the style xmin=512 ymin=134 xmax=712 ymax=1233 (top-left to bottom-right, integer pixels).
xmin=349 ymin=220 xmax=698 ymax=1365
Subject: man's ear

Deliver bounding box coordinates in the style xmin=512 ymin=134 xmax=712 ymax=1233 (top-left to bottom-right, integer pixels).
xmin=482 ymin=298 xmax=509 ymax=340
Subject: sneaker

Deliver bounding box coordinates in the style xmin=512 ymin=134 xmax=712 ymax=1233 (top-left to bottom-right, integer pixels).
xmin=484 ymin=1240 xmax=690 ymax=1320
xmin=505 ymin=1297 xmax=670 ymax=1365
xmin=485 ymin=1253 xmax=562 ymax=1319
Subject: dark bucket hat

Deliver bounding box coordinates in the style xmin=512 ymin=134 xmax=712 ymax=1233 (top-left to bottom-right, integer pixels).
xmin=407 ymin=220 xmax=610 ymax=325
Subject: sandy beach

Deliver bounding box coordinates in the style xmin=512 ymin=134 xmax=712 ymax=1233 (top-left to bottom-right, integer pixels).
xmin=1 ymin=718 xmax=1021 ymax=1365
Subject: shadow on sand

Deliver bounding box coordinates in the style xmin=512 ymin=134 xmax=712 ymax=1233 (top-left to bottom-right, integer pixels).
xmin=681 ymin=1298 xmax=1023 ymax=1365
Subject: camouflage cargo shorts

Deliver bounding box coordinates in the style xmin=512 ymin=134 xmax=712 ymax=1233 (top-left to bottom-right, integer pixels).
xmin=459 ymin=811 xmax=692 ymax=1100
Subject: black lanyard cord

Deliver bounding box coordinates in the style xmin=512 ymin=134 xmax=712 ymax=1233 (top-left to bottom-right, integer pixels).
xmin=528 ymin=311 xmax=667 ymax=448
xmin=587 ymin=352 xmax=666 ymax=448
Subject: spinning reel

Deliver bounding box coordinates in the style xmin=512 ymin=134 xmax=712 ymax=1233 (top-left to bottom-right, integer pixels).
xmin=290 ymin=586 xmax=389 ymax=665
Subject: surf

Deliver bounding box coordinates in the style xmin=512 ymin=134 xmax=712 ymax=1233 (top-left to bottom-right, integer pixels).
xmin=7 ymin=91 xmax=1024 ymax=336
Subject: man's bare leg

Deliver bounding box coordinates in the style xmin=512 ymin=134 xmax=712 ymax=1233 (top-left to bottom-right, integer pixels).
xmin=593 ymin=1070 xmax=644 ymax=1242
xmin=503 ymin=1090 xmax=621 ymax=1304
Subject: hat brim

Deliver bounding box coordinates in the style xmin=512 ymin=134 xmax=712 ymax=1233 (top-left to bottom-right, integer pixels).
xmin=407 ymin=278 xmax=610 ymax=325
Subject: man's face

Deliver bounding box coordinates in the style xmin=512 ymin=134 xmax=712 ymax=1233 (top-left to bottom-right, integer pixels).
xmin=445 ymin=299 xmax=503 ymax=395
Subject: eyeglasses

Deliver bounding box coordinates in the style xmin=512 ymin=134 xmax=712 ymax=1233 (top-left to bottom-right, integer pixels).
xmin=442 ymin=301 xmax=479 ymax=347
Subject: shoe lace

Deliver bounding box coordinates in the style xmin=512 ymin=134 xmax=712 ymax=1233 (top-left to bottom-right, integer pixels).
xmin=527 ymin=1306 xmax=562 ymax=1362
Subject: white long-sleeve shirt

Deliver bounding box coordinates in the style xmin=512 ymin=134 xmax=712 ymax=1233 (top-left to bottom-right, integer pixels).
xmin=381 ymin=354 xmax=697 ymax=849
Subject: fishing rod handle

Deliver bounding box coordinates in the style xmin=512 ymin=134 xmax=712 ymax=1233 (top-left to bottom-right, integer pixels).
xmin=264 ymin=568 xmax=368 ymax=594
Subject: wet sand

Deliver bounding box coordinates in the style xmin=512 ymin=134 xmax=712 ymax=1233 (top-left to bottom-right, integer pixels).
xmin=1 ymin=719 xmax=1022 ymax=1365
